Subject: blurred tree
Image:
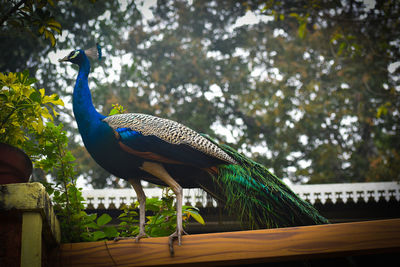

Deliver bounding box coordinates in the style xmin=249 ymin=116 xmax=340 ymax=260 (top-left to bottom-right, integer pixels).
xmin=2 ymin=0 xmax=398 ymax=186
xmin=252 ymin=0 xmax=400 ymax=182
xmin=0 ymin=0 xmax=142 ymax=187
xmin=114 ymin=0 xmax=399 ymax=183
xmin=0 ymin=0 xmax=64 ymax=47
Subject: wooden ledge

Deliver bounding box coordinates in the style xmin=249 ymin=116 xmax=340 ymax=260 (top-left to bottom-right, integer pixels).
xmin=0 ymin=182 xmax=61 ymax=244
xmin=59 ymin=218 xmax=400 ymax=266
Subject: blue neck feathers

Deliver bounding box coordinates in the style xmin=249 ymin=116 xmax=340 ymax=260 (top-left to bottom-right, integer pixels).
xmin=72 ymin=54 xmax=106 ymax=136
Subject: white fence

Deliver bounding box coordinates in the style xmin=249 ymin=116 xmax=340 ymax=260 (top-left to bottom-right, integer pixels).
xmin=81 ymin=181 xmax=400 ymax=209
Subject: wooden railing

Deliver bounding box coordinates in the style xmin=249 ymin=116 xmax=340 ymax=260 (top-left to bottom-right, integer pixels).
xmin=57 ymin=218 xmax=400 ymax=266
xmin=82 ymin=182 xmax=400 ymax=209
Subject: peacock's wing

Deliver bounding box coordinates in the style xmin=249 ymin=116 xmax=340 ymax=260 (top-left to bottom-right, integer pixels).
xmin=103 ymin=113 xmax=236 ymax=167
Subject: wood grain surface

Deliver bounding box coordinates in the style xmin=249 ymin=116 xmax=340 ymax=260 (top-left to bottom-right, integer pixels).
xmin=58 ymin=218 xmax=400 ymax=266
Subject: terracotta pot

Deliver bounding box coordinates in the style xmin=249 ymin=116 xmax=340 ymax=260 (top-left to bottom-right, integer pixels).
xmin=0 ymin=143 xmax=32 ymax=184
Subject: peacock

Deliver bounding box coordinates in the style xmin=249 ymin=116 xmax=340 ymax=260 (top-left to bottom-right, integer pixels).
xmin=59 ymin=45 xmax=329 ymax=252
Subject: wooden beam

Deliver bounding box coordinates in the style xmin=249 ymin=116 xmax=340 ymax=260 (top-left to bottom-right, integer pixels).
xmin=21 ymin=212 xmax=42 ymax=267
xmin=58 ymin=219 xmax=400 ymax=266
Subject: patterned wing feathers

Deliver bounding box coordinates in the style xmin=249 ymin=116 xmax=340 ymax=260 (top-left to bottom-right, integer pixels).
xmin=103 ymin=113 xmax=237 ymax=164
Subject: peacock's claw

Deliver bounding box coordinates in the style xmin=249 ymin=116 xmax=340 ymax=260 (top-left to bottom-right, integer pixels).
xmin=134 ymin=232 xmax=150 ymax=242
xmin=168 ymin=229 xmax=188 ymax=255
xmin=114 ymin=236 xmax=129 ymax=242
xmin=113 ymin=232 xmax=149 ymax=243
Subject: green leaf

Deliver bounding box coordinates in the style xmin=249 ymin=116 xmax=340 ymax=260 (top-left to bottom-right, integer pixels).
xmin=85 ymin=222 xmax=100 ymax=230
xmin=376 ymin=102 xmax=391 ymax=118
xmin=182 ymin=205 xmax=199 ymax=211
xmin=298 ymin=22 xmax=307 ymax=39
xmin=146 ymin=198 xmax=162 ymax=212
xmin=27 ymin=77 xmax=37 ymax=85
xmin=108 ymin=109 xmax=118 ymax=116
xmin=185 ymin=209 xmax=205 ymax=225
xmin=44 ymin=29 xmax=56 ymax=47
xmin=29 ymin=91 xmax=41 ymax=103
xmin=22 ymin=69 xmax=29 ymax=78
xmin=103 ymin=226 xmax=118 ymax=238
xmin=92 ymin=231 xmax=106 ymax=241
xmin=338 ymin=42 xmax=346 ymax=55
xmin=86 ymin=213 xmax=99 ymax=224
xmin=97 ymin=213 xmax=112 ymax=226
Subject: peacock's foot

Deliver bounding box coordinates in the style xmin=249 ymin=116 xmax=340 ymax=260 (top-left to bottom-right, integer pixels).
xmin=114 ymin=232 xmax=149 ymax=243
xmin=114 ymin=236 xmax=132 ymax=242
xmin=134 ymin=232 xmax=149 ymax=242
xmin=168 ymin=229 xmax=188 ymax=255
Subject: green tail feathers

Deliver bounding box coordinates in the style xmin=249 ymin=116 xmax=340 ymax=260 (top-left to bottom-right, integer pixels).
xmin=202 ymin=134 xmax=329 ymax=228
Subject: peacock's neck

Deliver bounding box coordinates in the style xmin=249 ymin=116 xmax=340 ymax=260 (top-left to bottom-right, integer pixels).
xmin=72 ymin=57 xmax=106 ymax=137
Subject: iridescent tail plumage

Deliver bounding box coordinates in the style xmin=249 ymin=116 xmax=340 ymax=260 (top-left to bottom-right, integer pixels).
xmin=202 ymin=134 xmax=329 ymax=228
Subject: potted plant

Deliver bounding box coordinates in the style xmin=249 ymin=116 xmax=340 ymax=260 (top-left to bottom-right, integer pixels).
xmin=0 ymin=143 xmax=32 ymax=184
xmin=0 ymin=70 xmax=63 ymax=184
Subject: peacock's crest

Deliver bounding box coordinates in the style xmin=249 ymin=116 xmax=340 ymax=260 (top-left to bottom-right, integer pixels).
xmin=85 ymin=43 xmax=102 ymax=61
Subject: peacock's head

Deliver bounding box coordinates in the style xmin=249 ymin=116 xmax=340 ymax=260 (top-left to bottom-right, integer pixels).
xmin=59 ymin=44 xmax=102 ymax=65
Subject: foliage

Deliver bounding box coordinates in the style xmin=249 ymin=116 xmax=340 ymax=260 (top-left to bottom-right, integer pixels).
xmin=108 ymin=103 xmax=126 ymax=116
xmin=0 ymin=70 xmax=80 ymax=242
xmin=252 ymin=0 xmax=400 ymax=182
xmin=25 ymin=115 xmax=118 ymax=242
xmin=117 ymin=188 xmax=205 ymax=238
xmin=80 ymin=213 xmax=119 ymax=241
xmin=111 ymin=0 xmax=399 ymax=184
xmin=1 ymin=0 xmax=62 ymax=47
xmin=0 ymin=0 xmax=97 ymax=47
xmin=0 ymin=0 xmax=141 ymax=94
xmin=33 ymin=122 xmax=85 ymax=242
xmin=2 ymin=0 xmax=399 ymax=187
xmin=0 ymin=70 xmax=63 ymax=146
xmin=117 ymin=204 xmax=139 ymax=238
xmin=0 ymin=70 xmax=111 ymax=242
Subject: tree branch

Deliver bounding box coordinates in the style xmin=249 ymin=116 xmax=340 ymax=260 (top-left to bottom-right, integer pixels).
xmin=0 ymin=0 xmax=28 ymax=26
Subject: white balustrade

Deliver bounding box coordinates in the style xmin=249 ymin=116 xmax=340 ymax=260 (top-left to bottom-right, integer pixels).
xmin=290 ymin=182 xmax=400 ymax=204
xmin=81 ymin=181 xmax=400 ymax=209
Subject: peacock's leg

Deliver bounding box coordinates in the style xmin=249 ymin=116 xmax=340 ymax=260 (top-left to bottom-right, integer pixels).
xmin=128 ymin=178 xmax=149 ymax=242
xmin=114 ymin=178 xmax=149 ymax=242
xmin=140 ymin=161 xmax=185 ymax=254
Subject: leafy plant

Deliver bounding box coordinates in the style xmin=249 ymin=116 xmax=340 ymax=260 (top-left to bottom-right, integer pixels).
xmin=81 ymin=213 xmax=119 ymax=241
xmin=108 ymin=103 xmax=126 ymax=116
xmin=0 ymin=0 xmax=61 ymax=46
xmin=117 ymin=188 xmax=205 ymax=238
xmin=29 ymin=115 xmax=116 ymax=242
xmin=0 ymin=70 xmax=63 ymax=146
xmin=0 ymin=70 xmax=105 ymax=242
xmin=32 ymin=121 xmax=85 ymax=242
xmin=0 ymin=0 xmax=96 ymax=47
xmin=117 ymin=204 xmax=139 ymax=238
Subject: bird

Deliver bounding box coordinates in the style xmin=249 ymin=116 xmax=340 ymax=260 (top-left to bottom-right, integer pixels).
xmin=59 ymin=45 xmax=329 ymax=253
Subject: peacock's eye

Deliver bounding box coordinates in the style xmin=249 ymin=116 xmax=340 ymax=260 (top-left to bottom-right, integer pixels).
xmin=69 ymin=50 xmax=80 ymax=59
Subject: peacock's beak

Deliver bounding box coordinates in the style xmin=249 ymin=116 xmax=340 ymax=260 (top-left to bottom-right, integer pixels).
xmin=58 ymin=56 xmax=69 ymax=62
